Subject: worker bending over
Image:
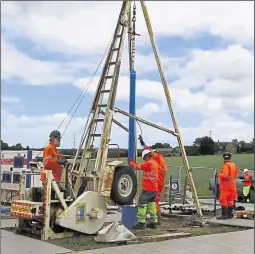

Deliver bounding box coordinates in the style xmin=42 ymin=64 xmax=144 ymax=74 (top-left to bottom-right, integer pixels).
xmin=243 ymin=168 xmax=254 ymax=203
xmin=138 ymin=135 xmax=168 ymax=225
xmin=42 ymin=130 xmax=68 ymax=189
xmin=217 ymin=152 xmax=238 ymax=220
xmin=128 ymin=149 xmax=159 ymax=229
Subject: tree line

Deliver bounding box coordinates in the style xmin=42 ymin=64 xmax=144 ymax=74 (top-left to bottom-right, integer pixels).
xmin=1 ymin=137 xmax=254 ymax=158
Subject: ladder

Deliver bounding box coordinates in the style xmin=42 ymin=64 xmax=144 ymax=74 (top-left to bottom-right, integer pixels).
xmin=70 ymin=1 xmax=132 ymax=196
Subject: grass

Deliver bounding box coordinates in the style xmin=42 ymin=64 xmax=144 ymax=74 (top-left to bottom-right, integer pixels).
xmin=133 ymin=153 xmax=254 ymax=196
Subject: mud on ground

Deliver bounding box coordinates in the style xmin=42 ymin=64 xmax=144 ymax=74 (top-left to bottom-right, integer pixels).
xmin=47 ymin=216 xmax=247 ymax=252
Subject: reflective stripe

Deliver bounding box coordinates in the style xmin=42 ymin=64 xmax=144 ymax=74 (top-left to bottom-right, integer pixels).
xmin=143 ymin=176 xmax=157 ymax=181
xmin=43 ymin=156 xmax=57 ymax=166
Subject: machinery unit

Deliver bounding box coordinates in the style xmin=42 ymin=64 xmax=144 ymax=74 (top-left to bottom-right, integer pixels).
xmin=11 ymin=1 xmax=203 ymax=241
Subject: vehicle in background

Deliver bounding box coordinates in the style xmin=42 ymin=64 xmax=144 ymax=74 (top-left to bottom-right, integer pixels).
xmin=209 ymin=169 xmax=254 ymax=203
xmin=1 ymin=150 xmax=43 ymax=204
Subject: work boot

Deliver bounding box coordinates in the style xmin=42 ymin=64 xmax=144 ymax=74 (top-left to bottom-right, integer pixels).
xmin=217 ymin=206 xmax=228 ymax=220
xmin=132 ymin=223 xmax=145 ymax=229
xmin=157 ymin=211 xmax=161 ymax=225
xmin=147 ymin=222 xmax=157 ymax=229
xmin=227 ymin=206 xmax=234 ymax=219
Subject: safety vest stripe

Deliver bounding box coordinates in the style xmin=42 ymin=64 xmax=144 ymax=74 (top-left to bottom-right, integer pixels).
xmin=43 ymin=156 xmax=57 ymax=166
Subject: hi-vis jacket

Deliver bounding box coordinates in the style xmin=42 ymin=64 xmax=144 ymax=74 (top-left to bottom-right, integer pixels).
xmin=145 ymin=145 xmax=168 ymax=178
xmin=217 ymin=160 xmax=238 ymax=191
xmin=43 ymin=142 xmax=62 ymax=182
xmin=129 ymin=158 xmax=159 ymax=192
xmin=244 ymin=172 xmax=253 ymax=187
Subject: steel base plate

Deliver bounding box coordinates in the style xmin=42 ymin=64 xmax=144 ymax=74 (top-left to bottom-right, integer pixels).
xmin=56 ymin=191 xmax=107 ymax=234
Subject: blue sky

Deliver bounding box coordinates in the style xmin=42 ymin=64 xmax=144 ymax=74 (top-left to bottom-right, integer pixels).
xmin=1 ymin=1 xmax=254 ymax=148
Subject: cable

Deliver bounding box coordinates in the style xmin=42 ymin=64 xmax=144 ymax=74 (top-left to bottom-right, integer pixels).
xmin=136 ymin=120 xmax=142 ymax=136
xmin=36 ymin=34 xmax=113 ymax=157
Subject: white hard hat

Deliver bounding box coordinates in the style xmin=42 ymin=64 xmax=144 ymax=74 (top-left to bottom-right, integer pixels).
xmin=244 ymin=168 xmax=249 ymax=173
xmin=142 ymin=149 xmax=151 ymax=159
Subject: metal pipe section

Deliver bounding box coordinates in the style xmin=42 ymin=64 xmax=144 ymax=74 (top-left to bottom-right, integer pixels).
xmin=114 ymin=107 xmax=179 ymax=137
xmin=128 ymin=70 xmax=137 ymax=161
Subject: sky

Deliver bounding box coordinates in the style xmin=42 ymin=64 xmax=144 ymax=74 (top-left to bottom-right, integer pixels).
xmin=1 ymin=1 xmax=254 ymax=149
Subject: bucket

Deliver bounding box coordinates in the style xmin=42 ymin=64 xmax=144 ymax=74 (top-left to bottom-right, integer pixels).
xmin=121 ymin=206 xmax=137 ymax=228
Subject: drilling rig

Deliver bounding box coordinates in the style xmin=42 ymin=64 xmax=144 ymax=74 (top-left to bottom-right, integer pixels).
xmin=11 ymin=1 xmax=203 ymax=241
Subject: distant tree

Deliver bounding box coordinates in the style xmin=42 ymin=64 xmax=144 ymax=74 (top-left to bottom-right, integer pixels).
xmin=151 ymin=142 xmax=164 ymax=149
xmin=1 ymin=140 xmax=9 ymax=150
xmin=238 ymin=141 xmax=246 ymax=153
xmin=9 ymin=143 xmax=23 ymax=150
xmin=184 ymin=145 xmax=198 ymax=155
xmin=163 ymin=143 xmax=170 ymax=148
xmin=193 ymin=138 xmax=202 ymax=147
xmin=198 ymin=136 xmax=215 ymax=155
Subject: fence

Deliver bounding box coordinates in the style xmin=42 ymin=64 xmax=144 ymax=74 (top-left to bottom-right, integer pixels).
xmin=162 ymin=165 xmax=219 ymax=201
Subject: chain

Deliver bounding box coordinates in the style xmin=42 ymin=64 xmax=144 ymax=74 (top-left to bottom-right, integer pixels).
xmin=132 ymin=1 xmax=140 ymax=36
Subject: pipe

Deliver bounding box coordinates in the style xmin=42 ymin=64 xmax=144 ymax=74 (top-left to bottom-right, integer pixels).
xmin=128 ymin=70 xmax=137 ymax=161
xmin=114 ymin=107 xmax=179 ymax=137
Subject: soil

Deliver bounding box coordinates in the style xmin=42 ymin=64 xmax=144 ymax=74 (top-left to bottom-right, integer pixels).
xmin=47 ymin=216 xmax=247 ymax=252
xmin=3 ymin=215 xmax=248 ymax=252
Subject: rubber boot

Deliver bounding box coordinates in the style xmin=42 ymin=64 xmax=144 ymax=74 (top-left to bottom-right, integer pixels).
xmin=157 ymin=211 xmax=161 ymax=225
xmin=217 ymin=206 xmax=228 ymax=220
xmin=147 ymin=222 xmax=157 ymax=229
xmin=227 ymin=206 xmax=234 ymax=219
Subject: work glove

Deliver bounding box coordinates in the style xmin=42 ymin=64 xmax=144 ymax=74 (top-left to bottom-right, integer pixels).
xmin=57 ymin=159 xmax=68 ymax=166
xmin=138 ymin=135 xmax=145 ymax=146
xmin=128 ymin=158 xmax=135 ymax=167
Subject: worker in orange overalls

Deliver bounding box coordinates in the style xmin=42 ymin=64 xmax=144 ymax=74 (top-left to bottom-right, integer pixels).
xmin=41 ymin=130 xmax=67 ymax=189
xmin=128 ymin=149 xmax=159 ymax=229
xmin=243 ymin=168 xmax=254 ymax=203
xmin=217 ymin=152 xmax=238 ymax=220
xmin=138 ymin=135 xmax=168 ymax=225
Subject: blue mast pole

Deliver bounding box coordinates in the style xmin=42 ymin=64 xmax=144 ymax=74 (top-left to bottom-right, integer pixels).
xmin=128 ymin=70 xmax=136 ymax=161
xmin=121 ymin=2 xmax=138 ymax=228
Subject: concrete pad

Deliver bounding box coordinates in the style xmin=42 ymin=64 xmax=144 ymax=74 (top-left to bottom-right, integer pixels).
xmin=1 ymin=230 xmax=72 ymax=254
xmin=76 ymin=230 xmax=254 ymax=254
xmin=208 ymin=216 xmax=254 ymax=228
xmin=1 ymin=218 xmax=18 ymax=228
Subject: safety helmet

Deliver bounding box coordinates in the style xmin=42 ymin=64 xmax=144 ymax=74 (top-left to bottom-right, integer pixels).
xmin=49 ymin=130 xmax=61 ymax=139
xmin=244 ymin=168 xmax=249 ymax=173
xmin=222 ymin=152 xmax=232 ymax=160
xmin=142 ymin=149 xmax=152 ymax=159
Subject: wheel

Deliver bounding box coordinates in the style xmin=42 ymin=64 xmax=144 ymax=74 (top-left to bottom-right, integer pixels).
xmin=110 ymin=165 xmax=137 ymax=205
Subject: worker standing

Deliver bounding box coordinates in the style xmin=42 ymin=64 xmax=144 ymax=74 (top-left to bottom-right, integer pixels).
xmin=243 ymin=168 xmax=254 ymax=203
xmin=42 ymin=130 xmax=68 ymax=189
xmin=128 ymin=149 xmax=159 ymax=229
xmin=138 ymin=135 xmax=168 ymax=225
xmin=217 ymin=152 xmax=238 ymax=220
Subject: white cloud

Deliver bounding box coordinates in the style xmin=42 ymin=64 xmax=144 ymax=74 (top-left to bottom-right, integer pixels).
xmin=1 ymin=40 xmax=80 ymax=85
xmin=2 ymin=96 xmax=20 ymax=103
xmin=2 ymin=105 xmax=253 ymax=149
xmin=1 ymin=1 xmax=254 ymax=149
xmin=1 ymin=1 xmax=253 ymax=55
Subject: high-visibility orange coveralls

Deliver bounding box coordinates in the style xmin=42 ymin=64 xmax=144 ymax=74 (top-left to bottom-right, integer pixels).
xmin=217 ymin=160 xmax=238 ymax=207
xmin=129 ymin=158 xmax=159 ymax=226
xmin=42 ymin=142 xmax=63 ymax=183
xmin=145 ymin=145 xmax=168 ymax=211
xmin=244 ymin=172 xmax=253 ymax=187
xmin=243 ymin=171 xmax=254 ymax=199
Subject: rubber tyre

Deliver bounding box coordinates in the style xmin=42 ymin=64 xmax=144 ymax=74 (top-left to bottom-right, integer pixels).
xmin=110 ymin=165 xmax=137 ymax=205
